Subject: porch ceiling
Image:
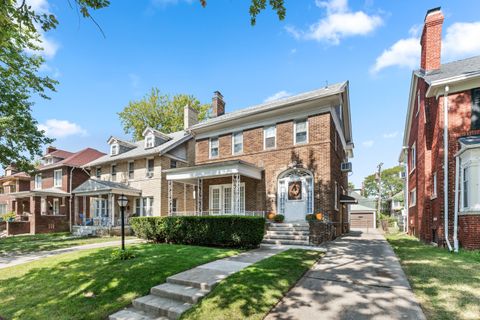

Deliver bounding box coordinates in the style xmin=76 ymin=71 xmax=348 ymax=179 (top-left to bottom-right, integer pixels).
xmin=165 ymin=160 xmax=263 ymax=182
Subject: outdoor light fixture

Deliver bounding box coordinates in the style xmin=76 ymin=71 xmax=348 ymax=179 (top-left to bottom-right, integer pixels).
xmin=117 ymin=194 xmax=128 ymax=251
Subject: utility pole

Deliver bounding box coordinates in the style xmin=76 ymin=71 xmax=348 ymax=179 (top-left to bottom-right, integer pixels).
xmin=375 ymin=162 xmax=384 ymax=216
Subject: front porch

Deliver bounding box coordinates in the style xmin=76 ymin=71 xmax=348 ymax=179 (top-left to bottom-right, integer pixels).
xmin=165 ymin=160 xmax=266 ymax=217
xmin=72 ymin=179 xmax=142 ymax=229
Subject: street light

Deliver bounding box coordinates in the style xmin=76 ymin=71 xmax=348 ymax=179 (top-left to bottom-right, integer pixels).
xmin=117 ymin=194 xmax=128 ymax=251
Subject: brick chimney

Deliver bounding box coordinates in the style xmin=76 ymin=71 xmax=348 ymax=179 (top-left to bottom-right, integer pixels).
xmin=46 ymin=146 xmax=57 ymax=154
xmin=184 ymin=105 xmax=199 ymax=130
xmin=212 ymin=91 xmax=225 ymax=117
xmin=420 ymin=7 xmax=444 ymax=71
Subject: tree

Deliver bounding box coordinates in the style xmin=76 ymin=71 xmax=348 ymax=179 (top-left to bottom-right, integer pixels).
xmin=348 ymin=182 xmax=355 ymax=191
xmin=0 ymin=0 xmax=109 ymax=172
xmin=118 ymin=88 xmax=210 ymax=141
xmin=362 ymin=165 xmax=404 ymax=200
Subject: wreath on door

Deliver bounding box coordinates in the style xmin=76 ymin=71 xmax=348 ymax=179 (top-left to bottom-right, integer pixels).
xmin=288 ymin=181 xmax=302 ymax=200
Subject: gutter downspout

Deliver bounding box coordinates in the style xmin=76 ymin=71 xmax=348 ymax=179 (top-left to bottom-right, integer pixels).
xmin=443 ymin=85 xmax=453 ymax=251
xmin=402 ymin=147 xmax=409 ymax=233
xmin=453 ymin=154 xmax=460 ymax=252
xmin=69 ymin=166 xmax=75 ymax=233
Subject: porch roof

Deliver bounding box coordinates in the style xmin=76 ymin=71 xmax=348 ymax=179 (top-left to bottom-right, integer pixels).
xmin=340 ymin=194 xmax=358 ymax=204
xmin=72 ymin=179 xmax=141 ymax=196
xmin=165 ymin=160 xmax=263 ymax=183
xmin=12 ymin=188 xmax=70 ymax=198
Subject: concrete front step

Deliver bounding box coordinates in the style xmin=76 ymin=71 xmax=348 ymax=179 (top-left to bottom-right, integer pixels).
xmin=266 ymin=230 xmax=309 ymax=236
xmin=268 ymin=223 xmax=309 ymax=227
xmin=262 ymin=239 xmax=310 ymax=246
xmin=133 ymin=294 xmax=192 ymax=319
xmin=166 ymin=267 xmax=229 ymax=291
xmin=264 ymin=234 xmax=309 ymax=241
xmin=151 ymin=283 xmax=209 ymax=304
xmin=109 ymin=307 xmax=167 ymax=320
xmin=267 ymin=225 xmax=309 ymax=231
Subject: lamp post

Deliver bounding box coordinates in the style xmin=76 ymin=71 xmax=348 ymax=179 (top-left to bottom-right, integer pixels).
xmin=117 ymin=195 xmax=128 ymax=251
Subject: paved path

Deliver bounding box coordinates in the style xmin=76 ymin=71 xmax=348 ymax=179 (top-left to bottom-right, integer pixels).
xmin=0 ymin=238 xmax=143 ymax=269
xmin=266 ymin=229 xmax=426 ymax=320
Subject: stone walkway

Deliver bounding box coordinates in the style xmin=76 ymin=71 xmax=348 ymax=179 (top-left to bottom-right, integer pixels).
xmin=0 ymin=238 xmax=143 ymax=269
xmin=110 ymin=246 xmax=286 ymax=320
xmin=266 ymin=229 xmax=426 ymax=320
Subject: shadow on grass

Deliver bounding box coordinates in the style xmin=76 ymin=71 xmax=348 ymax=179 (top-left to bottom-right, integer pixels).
xmin=182 ymin=249 xmax=322 ymax=320
xmin=0 ymin=244 xmax=238 ymax=320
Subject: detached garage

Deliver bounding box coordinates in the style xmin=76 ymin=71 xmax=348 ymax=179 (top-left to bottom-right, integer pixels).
xmin=349 ymin=204 xmax=376 ymax=229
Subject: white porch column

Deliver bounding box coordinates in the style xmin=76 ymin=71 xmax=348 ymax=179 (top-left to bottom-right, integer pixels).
xmin=197 ymin=178 xmax=203 ymax=214
xmin=168 ymin=180 xmax=173 ymax=216
xmin=82 ymin=196 xmax=87 ymax=225
xmin=232 ymin=174 xmax=241 ymax=214
xmin=74 ymin=196 xmax=79 ymax=225
xmin=110 ymin=194 xmax=116 ymax=226
xmin=183 ymin=183 xmax=187 ymax=214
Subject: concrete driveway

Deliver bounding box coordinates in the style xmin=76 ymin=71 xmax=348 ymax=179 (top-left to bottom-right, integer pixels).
xmin=266 ymin=229 xmax=425 ymax=320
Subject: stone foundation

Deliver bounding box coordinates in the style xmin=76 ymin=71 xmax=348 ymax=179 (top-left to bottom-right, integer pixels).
xmin=309 ymin=221 xmax=336 ymax=245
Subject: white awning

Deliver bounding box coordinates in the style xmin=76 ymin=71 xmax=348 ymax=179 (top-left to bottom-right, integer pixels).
xmin=165 ymin=160 xmax=263 ymax=183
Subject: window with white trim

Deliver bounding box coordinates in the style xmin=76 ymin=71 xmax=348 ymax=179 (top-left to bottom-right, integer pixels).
xmin=209 ymin=183 xmax=246 ymax=215
xmin=172 ymin=199 xmax=178 ymax=213
xmin=35 ymin=174 xmax=42 ymax=189
xmin=232 ymin=132 xmax=243 ymax=154
xmin=410 ymin=143 xmax=416 ymax=171
xmin=210 ymin=137 xmax=219 ymax=158
xmin=111 ymin=144 xmax=119 ymax=156
xmin=432 ymin=172 xmax=437 ymax=198
xmin=410 ymin=189 xmax=417 ymax=207
xmin=146 ymin=158 xmax=154 ymax=177
xmin=462 ymin=167 xmax=469 ymax=209
xmin=294 ymin=119 xmax=308 ymax=144
xmin=145 ymin=134 xmax=154 ymax=148
xmin=0 ymin=204 xmax=7 ymax=215
xmin=52 ymin=198 xmax=60 ymax=215
xmin=111 ymin=165 xmax=117 ymax=181
xmin=264 ymin=125 xmax=276 ymax=149
xmin=95 ymin=167 xmax=101 ymax=179
xmin=53 ymin=169 xmax=62 ymax=188
xmin=334 ymin=181 xmax=338 ymax=210
xmin=143 ymin=197 xmax=154 ymax=216
xmin=459 ymin=148 xmax=480 ymax=212
xmin=128 ymin=161 xmax=134 ymax=180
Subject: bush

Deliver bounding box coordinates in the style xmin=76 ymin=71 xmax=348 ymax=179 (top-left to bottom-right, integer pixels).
xmin=0 ymin=212 xmax=16 ymax=222
xmin=111 ymin=248 xmax=135 ymax=260
xmin=273 ymin=214 xmax=285 ymax=223
xmin=130 ymin=216 xmax=266 ymax=249
xmin=305 ymin=214 xmax=315 ymax=221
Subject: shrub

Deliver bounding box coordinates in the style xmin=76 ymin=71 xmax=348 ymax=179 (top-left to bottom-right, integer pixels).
xmin=111 ymin=248 xmax=135 ymax=260
xmin=130 ymin=216 xmax=266 ymax=249
xmin=273 ymin=214 xmax=285 ymax=223
xmin=0 ymin=212 xmax=16 ymax=222
xmin=306 ymin=214 xmax=315 ymax=221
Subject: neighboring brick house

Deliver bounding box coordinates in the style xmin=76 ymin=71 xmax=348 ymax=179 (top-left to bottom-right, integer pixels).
xmin=400 ymin=7 xmax=480 ymax=250
xmin=9 ymin=147 xmax=105 ymax=234
xmin=166 ymin=84 xmax=354 ymax=235
xmin=0 ymin=166 xmax=30 ymax=215
xmin=74 ymin=115 xmax=195 ymax=231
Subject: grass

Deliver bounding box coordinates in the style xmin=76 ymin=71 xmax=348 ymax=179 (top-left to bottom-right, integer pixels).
xmin=386 ymin=232 xmax=480 ymax=320
xmin=0 ymin=243 xmax=239 ymax=320
xmin=182 ymin=249 xmax=323 ymax=320
xmin=0 ymin=232 xmax=133 ymax=255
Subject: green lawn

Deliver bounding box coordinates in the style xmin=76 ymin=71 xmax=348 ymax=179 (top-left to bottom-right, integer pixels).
xmin=0 ymin=243 xmax=239 ymax=320
xmin=0 ymin=232 xmax=132 ymax=255
xmin=182 ymin=249 xmax=323 ymax=320
xmin=386 ymin=233 xmax=480 ymax=320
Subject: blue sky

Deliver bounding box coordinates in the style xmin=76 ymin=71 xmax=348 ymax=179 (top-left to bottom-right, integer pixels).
xmin=24 ymin=0 xmax=480 ymax=187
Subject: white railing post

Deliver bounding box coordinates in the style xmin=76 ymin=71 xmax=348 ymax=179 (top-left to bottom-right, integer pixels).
xmin=168 ymin=180 xmax=173 ymax=216
xmin=197 ymin=178 xmax=203 ymax=215
xmin=232 ymin=174 xmax=241 ymax=214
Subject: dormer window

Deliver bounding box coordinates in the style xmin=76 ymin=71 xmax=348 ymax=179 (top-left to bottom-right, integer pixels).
xmin=111 ymin=144 xmax=119 ymax=156
xmin=145 ymin=134 xmax=154 ymax=148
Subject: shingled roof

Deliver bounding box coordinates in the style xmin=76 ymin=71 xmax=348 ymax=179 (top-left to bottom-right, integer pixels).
xmin=38 ymin=148 xmax=106 ymax=171
xmin=416 ymin=56 xmax=480 ymax=84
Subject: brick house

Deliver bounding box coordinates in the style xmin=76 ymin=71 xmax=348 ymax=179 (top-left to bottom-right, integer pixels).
xmin=73 ymin=117 xmax=195 ymax=234
xmin=166 ymin=84 xmax=354 ymax=235
xmin=400 ymin=7 xmax=480 ymax=250
xmin=0 ymin=166 xmax=30 ymax=215
xmin=9 ymin=147 xmax=105 ymax=234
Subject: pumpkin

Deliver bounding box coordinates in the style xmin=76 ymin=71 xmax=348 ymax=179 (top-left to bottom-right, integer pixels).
xmin=267 ymin=212 xmax=276 ymax=220
xmin=315 ymin=212 xmax=323 ymax=220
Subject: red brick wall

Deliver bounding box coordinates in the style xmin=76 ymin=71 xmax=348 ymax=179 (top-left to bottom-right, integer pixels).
xmin=194 ymin=113 xmax=348 ymax=229
xmin=7 ymin=221 xmax=31 ymax=235
xmin=458 ymin=215 xmax=480 ymax=249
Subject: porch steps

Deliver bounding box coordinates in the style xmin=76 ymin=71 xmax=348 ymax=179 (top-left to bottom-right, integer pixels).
xmin=262 ymin=223 xmax=310 ymax=246
xmin=109 ymin=307 xmax=168 ymax=320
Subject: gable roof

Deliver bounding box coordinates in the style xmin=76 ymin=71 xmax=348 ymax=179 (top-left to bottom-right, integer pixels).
xmin=417 ymin=56 xmax=480 ymax=84
xmin=72 ymin=179 xmax=141 ymax=196
xmin=46 ymin=149 xmax=74 ymax=159
xmin=38 ymin=148 xmax=106 ymax=171
xmin=84 ymin=130 xmax=191 ymax=167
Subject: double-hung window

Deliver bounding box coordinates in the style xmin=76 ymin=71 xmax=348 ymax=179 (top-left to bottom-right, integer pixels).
xmin=432 ymin=172 xmax=437 ymax=198
xmin=53 ymin=170 xmax=62 ymax=188
xmin=111 ymin=165 xmax=117 ymax=181
xmin=410 ymin=143 xmax=416 ymax=172
xmin=232 ymin=132 xmax=243 ymax=154
xmin=264 ymin=125 xmax=276 ymax=149
xmin=35 ymin=174 xmax=42 ymax=189
xmin=471 ymin=88 xmax=480 ymax=130
xmin=143 ymin=197 xmax=154 ymax=216
xmin=170 ymin=159 xmax=177 ymax=168
xmin=145 ymin=135 xmax=154 ymax=148
xmin=146 ymin=158 xmax=154 ymax=177
xmin=210 ymin=137 xmax=219 ymax=158
xmin=95 ymin=167 xmax=101 ymax=179
xmin=0 ymin=204 xmax=6 ymax=215
xmin=111 ymin=144 xmax=118 ymax=156
xmin=462 ymin=167 xmax=469 ymax=209
xmin=410 ymin=189 xmax=417 ymax=207
xmin=294 ymin=120 xmax=308 ymax=144
xmin=128 ymin=161 xmax=134 ymax=180
xmin=52 ymin=198 xmax=60 ymax=215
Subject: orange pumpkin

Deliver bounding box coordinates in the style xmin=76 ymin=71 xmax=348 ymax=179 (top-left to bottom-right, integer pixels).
xmin=267 ymin=212 xmax=276 ymax=220
xmin=315 ymin=212 xmax=323 ymax=220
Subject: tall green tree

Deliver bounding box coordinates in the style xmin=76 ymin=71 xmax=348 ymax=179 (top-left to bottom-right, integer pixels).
xmin=0 ymin=0 xmax=109 ymax=172
xmin=362 ymin=165 xmax=404 ymax=199
xmin=118 ymin=88 xmax=210 ymax=141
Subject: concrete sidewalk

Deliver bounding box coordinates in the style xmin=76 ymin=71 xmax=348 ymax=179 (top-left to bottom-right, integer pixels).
xmin=0 ymin=238 xmax=143 ymax=269
xmin=266 ymin=229 xmax=426 ymax=320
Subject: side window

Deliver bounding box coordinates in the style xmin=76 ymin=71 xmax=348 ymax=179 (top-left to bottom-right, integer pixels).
xmin=472 ymin=88 xmax=480 ymax=130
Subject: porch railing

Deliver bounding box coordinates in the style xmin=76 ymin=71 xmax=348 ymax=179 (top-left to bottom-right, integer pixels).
xmin=169 ymin=211 xmax=266 ymax=217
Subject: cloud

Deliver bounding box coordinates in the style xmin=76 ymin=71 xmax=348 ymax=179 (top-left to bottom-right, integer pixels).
xmin=286 ymin=0 xmax=383 ymax=45
xmin=26 ymin=0 xmax=50 ymax=13
xmin=372 ymin=21 xmax=480 ymax=73
xmin=362 ymin=140 xmax=374 ymax=147
xmin=38 ymin=119 xmax=87 ymax=139
xmin=383 ymin=131 xmax=398 ymax=139
xmin=264 ymin=91 xmax=292 ymax=103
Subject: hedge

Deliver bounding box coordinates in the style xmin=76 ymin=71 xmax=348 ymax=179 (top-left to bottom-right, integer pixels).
xmin=130 ymin=216 xmax=266 ymax=248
